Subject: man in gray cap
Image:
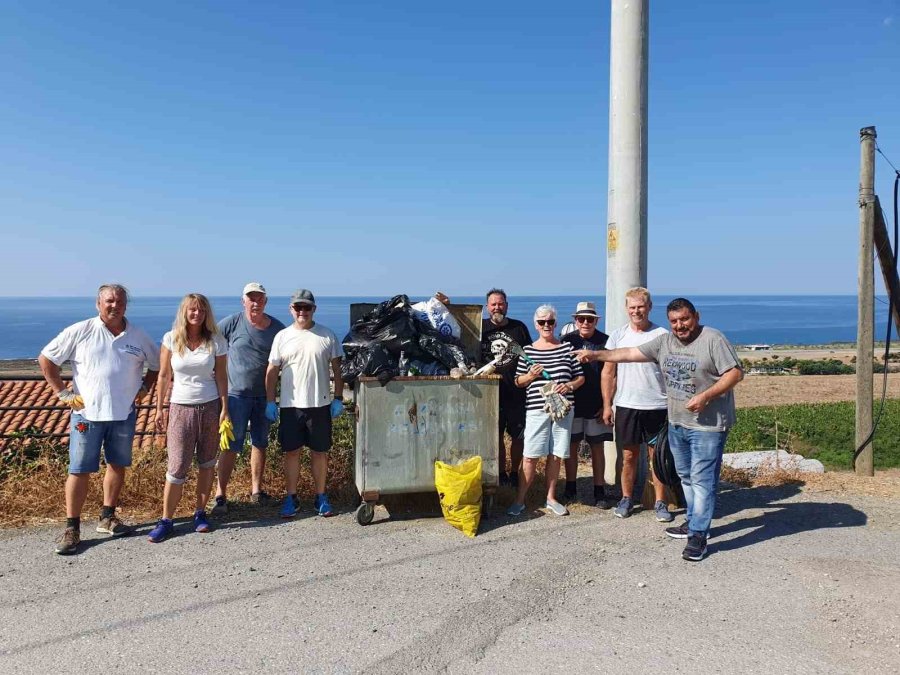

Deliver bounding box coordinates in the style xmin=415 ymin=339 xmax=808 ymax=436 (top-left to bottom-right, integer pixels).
xmin=265 ymin=289 xmax=344 ymax=518
xmin=213 ymin=282 xmax=286 ymax=512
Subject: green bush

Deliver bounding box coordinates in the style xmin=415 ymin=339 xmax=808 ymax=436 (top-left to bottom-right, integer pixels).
xmin=726 ymin=400 xmax=900 ymax=469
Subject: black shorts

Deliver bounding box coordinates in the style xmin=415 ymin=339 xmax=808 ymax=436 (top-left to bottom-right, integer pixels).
xmin=498 ymin=404 xmax=526 ymax=440
xmin=278 ymin=405 xmax=332 ymax=453
xmin=615 ymin=407 xmax=667 ymax=449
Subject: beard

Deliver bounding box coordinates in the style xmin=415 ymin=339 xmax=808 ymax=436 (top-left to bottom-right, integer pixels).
xmin=490 ymin=311 xmax=506 ymax=323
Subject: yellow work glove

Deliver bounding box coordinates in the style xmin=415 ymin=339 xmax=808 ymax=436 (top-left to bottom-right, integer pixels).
xmin=219 ymin=418 xmax=235 ymax=451
xmin=57 ymin=389 xmax=85 ymax=411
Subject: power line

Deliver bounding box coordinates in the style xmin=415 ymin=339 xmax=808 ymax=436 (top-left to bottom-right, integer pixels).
xmin=875 ymin=141 xmax=900 ymax=175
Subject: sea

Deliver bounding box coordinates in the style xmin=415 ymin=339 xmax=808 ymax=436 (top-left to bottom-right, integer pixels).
xmin=0 ymin=295 xmax=892 ymax=360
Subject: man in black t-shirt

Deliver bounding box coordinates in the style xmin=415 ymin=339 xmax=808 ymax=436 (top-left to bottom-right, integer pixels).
xmin=481 ymin=288 xmax=532 ymax=487
xmin=561 ymin=301 xmax=614 ymax=506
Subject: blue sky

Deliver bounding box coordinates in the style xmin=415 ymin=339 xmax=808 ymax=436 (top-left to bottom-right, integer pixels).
xmin=1 ymin=0 xmax=898 ymax=297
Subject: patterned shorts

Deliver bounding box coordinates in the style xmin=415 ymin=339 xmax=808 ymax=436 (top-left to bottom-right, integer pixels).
xmin=166 ymin=400 xmax=221 ymax=484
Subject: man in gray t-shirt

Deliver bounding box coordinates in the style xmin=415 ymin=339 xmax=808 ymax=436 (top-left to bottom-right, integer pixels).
xmin=574 ymin=298 xmax=743 ymax=562
xmin=212 ymin=282 xmax=286 ymax=512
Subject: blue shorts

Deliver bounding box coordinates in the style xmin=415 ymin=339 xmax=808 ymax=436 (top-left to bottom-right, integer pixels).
xmin=68 ymin=409 xmax=136 ymax=474
xmin=226 ymin=395 xmax=271 ymax=452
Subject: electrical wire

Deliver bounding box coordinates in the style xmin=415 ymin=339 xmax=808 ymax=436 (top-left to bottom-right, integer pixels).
xmin=854 ymin=166 xmax=899 ymax=466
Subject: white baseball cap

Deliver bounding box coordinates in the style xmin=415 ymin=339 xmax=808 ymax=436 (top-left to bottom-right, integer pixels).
xmin=242 ymin=282 xmax=266 ymax=296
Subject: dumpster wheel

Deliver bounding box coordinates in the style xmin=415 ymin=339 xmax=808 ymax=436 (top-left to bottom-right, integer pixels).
xmin=355 ymin=501 xmax=375 ymax=525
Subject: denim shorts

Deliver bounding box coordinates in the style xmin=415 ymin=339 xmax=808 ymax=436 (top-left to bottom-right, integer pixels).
xmin=523 ymin=409 xmax=574 ymax=459
xmin=225 ymin=395 xmax=271 ymax=452
xmin=68 ymin=409 xmax=137 ymax=474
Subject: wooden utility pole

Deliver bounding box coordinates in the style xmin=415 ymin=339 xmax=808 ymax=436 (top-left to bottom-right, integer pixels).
xmin=855 ymin=126 xmax=876 ymax=476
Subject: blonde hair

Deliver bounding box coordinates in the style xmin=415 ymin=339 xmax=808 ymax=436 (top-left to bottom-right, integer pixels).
xmin=171 ymin=293 xmax=219 ymax=355
xmin=625 ymin=286 xmax=652 ymax=305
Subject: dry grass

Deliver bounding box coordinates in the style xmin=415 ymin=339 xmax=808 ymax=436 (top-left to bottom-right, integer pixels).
xmin=720 ymin=464 xmax=900 ymax=500
xmin=0 ymin=416 xmax=357 ymax=528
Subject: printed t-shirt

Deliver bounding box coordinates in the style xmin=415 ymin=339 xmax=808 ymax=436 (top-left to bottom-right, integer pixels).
xmin=481 ymin=318 xmax=532 ymax=406
xmin=41 ymin=317 xmax=161 ymax=422
xmin=161 ymin=332 xmax=228 ymax=405
xmin=515 ymin=342 xmax=584 ymax=412
xmin=218 ymin=312 xmax=286 ymax=397
xmin=637 ymin=326 xmax=741 ymax=431
xmin=269 ymin=323 xmax=342 ymax=409
xmin=605 ymin=323 xmax=668 ymax=410
xmin=562 ymin=329 xmax=609 ymax=418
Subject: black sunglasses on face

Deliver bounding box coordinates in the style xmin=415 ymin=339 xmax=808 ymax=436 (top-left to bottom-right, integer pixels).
xmin=536 ymin=319 xmax=556 ymax=327
xmin=575 ymin=316 xmax=597 ymax=323
xmin=292 ymin=304 xmax=314 ymax=311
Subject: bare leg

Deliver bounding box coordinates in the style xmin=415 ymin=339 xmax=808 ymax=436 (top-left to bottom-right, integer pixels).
xmin=621 ymin=445 xmax=639 ymax=497
xmin=250 ymin=445 xmax=266 ymax=494
xmin=565 ymin=443 xmax=579 ymax=483
xmin=311 ymin=450 xmax=328 ymax=494
xmin=283 ymin=449 xmax=300 ymax=494
xmin=65 ymin=473 xmax=90 ymax=518
xmin=215 ymin=451 xmax=237 ymax=499
xmin=649 ymin=444 xmax=667 ymax=502
xmin=589 ymin=442 xmax=606 ymax=486
xmin=545 ymin=455 xmax=562 ymax=504
xmin=162 ymin=481 xmax=184 ymax=520
xmin=102 ymin=464 xmax=127 ymax=508
xmin=195 ymin=467 xmax=215 ymax=511
xmin=514 ymin=457 xmax=538 ymax=506
xmin=509 ymin=437 xmax=524 ymax=476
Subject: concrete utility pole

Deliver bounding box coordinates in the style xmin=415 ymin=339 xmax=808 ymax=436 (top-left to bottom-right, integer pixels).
xmin=855 ymin=126 xmax=876 ymax=476
xmin=605 ymin=0 xmax=649 ymax=333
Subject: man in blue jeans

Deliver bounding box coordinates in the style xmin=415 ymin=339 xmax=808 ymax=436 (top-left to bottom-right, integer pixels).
xmin=214 ymin=282 xmax=286 ymax=511
xmin=574 ymin=297 xmax=743 ymax=561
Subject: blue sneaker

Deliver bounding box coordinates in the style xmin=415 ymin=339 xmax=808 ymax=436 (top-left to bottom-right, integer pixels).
xmin=654 ymin=500 xmax=674 ymax=523
xmin=194 ymin=510 xmax=211 ymax=533
xmin=280 ymin=495 xmax=299 ymax=519
xmin=148 ymin=518 xmax=174 ymax=543
xmin=506 ymin=502 xmax=526 ymax=517
xmin=614 ymin=497 xmax=634 ymax=519
xmin=314 ymin=493 xmax=334 ymax=517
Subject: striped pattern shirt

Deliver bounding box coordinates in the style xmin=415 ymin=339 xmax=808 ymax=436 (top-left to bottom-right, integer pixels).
xmin=515 ymin=342 xmax=584 ymax=412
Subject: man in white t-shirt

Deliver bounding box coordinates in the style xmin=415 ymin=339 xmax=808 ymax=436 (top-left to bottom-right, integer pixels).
xmin=39 ymin=284 xmax=160 ymax=555
xmin=265 ymin=289 xmax=344 ymax=519
xmin=600 ymin=287 xmax=672 ymax=522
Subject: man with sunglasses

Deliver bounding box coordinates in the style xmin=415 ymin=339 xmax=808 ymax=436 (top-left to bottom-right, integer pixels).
xmin=561 ymin=301 xmax=613 ymax=506
xmin=265 ymin=289 xmax=344 ymax=518
xmin=481 ymin=288 xmax=532 ymax=488
xmin=213 ymin=282 xmax=286 ymax=513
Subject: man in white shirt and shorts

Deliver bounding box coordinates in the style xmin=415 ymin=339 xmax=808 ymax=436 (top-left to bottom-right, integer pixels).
xmin=265 ymin=289 xmax=344 ymax=519
xmin=600 ymin=287 xmax=671 ymax=522
xmin=39 ymin=284 xmax=160 ymax=555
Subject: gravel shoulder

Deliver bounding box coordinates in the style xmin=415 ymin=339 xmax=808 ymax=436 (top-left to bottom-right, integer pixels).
xmin=1 ymin=483 xmax=898 ymax=673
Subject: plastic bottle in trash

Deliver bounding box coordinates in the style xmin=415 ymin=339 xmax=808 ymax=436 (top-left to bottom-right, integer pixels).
xmin=398 ymin=351 xmax=409 ymax=376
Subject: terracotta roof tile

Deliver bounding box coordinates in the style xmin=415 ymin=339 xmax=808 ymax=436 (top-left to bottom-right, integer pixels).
xmin=0 ymin=380 xmax=166 ymax=450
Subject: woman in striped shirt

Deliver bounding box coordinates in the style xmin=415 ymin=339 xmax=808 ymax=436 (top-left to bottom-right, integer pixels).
xmin=507 ymin=304 xmax=584 ymax=517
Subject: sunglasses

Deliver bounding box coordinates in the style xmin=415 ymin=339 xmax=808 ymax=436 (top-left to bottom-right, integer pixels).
xmin=292 ymin=304 xmax=314 ymax=312
xmin=536 ymin=319 xmax=556 ymax=327
xmin=575 ymin=316 xmax=597 ymax=323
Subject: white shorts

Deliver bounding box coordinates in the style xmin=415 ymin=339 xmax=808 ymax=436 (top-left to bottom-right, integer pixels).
xmin=523 ymin=410 xmax=574 ymax=459
xmin=571 ymin=417 xmax=613 ymax=443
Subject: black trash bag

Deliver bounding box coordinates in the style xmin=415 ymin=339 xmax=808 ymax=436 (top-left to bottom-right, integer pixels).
xmin=341 ymin=343 xmax=398 ymax=387
xmin=417 ymin=335 xmax=471 ymax=371
xmin=345 ymin=294 xmax=421 ymax=356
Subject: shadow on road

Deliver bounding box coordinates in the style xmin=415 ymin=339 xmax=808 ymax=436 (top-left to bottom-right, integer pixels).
xmin=710 ymin=482 xmax=867 ymax=554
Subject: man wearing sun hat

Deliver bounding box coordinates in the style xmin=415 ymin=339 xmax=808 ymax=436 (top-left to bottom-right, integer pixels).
xmin=561 ymin=301 xmax=613 ymax=506
xmin=213 ymin=282 xmax=286 ymax=513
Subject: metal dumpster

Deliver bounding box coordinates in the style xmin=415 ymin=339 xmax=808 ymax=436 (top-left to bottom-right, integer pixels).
xmin=350 ymin=302 xmax=499 ymax=525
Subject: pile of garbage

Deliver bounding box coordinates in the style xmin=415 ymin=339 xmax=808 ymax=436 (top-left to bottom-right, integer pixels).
xmin=341 ymin=294 xmax=477 ymax=386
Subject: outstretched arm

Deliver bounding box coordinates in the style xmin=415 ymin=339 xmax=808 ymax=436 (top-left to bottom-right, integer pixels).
xmin=573 ymin=346 xmax=651 ymax=364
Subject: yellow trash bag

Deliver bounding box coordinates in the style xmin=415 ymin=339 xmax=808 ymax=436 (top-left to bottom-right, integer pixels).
xmin=434 ymin=456 xmax=483 ymax=538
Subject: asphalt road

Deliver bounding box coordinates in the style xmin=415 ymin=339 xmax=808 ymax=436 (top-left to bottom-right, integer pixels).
xmin=1 ymin=482 xmax=898 ymax=674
